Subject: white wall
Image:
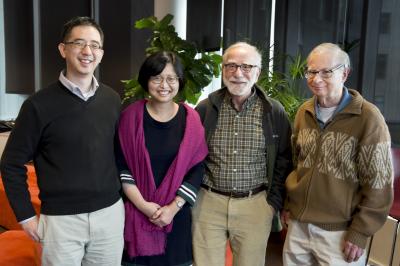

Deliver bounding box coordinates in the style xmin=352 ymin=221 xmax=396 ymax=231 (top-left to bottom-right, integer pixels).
xmin=0 ymin=0 xmax=27 ymax=120
xmin=154 ymin=0 xmax=187 ymax=39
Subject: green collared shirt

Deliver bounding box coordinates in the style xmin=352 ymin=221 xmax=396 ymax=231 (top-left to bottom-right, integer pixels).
xmin=204 ymin=90 xmax=267 ymax=192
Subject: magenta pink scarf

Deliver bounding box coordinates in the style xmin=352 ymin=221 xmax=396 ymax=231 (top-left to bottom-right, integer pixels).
xmin=118 ymin=99 xmax=208 ymax=258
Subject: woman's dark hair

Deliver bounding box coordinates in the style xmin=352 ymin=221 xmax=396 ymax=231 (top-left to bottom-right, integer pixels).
xmin=138 ymin=51 xmax=185 ymax=92
xmin=61 ymin=16 xmax=104 ymax=44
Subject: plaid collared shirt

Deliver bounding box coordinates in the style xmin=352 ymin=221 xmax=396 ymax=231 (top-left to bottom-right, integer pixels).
xmin=204 ymin=90 xmax=268 ymax=192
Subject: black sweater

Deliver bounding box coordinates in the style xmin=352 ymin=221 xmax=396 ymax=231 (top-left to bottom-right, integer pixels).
xmin=0 ymin=81 xmax=121 ymax=221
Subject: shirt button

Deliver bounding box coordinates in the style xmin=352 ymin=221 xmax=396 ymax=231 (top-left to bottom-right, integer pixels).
xmin=234 ymin=132 xmax=238 ymax=136
xmin=233 ymin=169 xmax=237 ymax=172
xmin=236 ymin=115 xmax=240 ymax=118
xmin=233 ymin=150 xmax=237 ymax=154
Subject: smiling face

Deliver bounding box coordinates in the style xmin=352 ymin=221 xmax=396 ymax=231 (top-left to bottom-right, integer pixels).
xmin=222 ymin=46 xmax=261 ymax=101
xmin=58 ymin=25 xmax=104 ymax=83
xmin=147 ymin=63 xmax=179 ymax=104
xmin=306 ymin=46 xmax=350 ymax=106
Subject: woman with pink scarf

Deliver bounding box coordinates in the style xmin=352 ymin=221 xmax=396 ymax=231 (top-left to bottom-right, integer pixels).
xmin=118 ymin=51 xmax=208 ymax=266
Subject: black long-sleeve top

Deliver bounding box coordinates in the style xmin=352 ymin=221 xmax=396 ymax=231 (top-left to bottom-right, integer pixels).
xmin=0 ymin=82 xmax=122 ymax=221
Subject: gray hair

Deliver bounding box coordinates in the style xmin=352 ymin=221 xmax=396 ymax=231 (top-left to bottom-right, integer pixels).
xmin=307 ymin=43 xmax=351 ymax=69
xmin=223 ymin=42 xmax=262 ymax=68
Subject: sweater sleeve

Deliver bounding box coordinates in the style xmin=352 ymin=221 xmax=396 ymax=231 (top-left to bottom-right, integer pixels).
xmin=0 ymin=99 xmax=42 ymax=221
xmin=345 ymin=107 xmax=394 ymax=249
xmin=115 ymin=135 xmax=136 ymax=185
xmin=176 ymin=161 xmax=204 ymax=206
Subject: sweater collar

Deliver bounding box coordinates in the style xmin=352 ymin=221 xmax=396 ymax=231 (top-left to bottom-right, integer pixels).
xmin=59 ymin=70 xmax=99 ymax=101
xmin=305 ymin=87 xmax=363 ymax=117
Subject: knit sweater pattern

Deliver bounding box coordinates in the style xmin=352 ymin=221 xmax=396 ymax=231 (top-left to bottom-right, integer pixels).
xmin=0 ymin=82 xmax=122 ymax=221
xmin=286 ymin=89 xmax=393 ymax=248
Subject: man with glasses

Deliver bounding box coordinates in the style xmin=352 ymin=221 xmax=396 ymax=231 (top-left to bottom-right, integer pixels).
xmin=282 ymin=43 xmax=393 ymax=265
xmin=192 ymin=42 xmax=292 ymax=265
xmin=0 ymin=17 xmax=124 ymax=265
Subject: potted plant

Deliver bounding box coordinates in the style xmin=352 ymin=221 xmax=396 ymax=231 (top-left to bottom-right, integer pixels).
xmin=123 ymin=14 xmax=222 ymax=105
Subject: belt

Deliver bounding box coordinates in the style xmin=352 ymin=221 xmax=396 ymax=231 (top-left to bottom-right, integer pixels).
xmin=201 ymin=184 xmax=265 ymax=198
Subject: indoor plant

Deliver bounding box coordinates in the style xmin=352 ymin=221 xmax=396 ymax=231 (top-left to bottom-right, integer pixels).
xmin=122 ymin=14 xmax=222 ymax=105
xmin=257 ymin=51 xmax=307 ymax=121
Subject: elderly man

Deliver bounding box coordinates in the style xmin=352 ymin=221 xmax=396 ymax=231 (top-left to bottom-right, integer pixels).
xmin=282 ymin=43 xmax=393 ymax=265
xmin=0 ymin=17 xmax=124 ymax=265
xmin=192 ymin=42 xmax=292 ymax=266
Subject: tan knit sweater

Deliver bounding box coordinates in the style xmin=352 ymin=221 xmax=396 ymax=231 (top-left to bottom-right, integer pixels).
xmin=286 ymin=89 xmax=394 ymax=248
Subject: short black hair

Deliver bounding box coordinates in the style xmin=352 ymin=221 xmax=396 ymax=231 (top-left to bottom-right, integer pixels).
xmin=138 ymin=51 xmax=185 ymax=92
xmin=60 ymin=16 xmax=104 ymax=44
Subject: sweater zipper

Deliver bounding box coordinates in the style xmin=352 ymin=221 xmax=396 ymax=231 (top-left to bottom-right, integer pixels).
xmin=298 ymin=117 xmax=325 ymax=220
xmin=297 ymin=112 xmax=345 ymax=219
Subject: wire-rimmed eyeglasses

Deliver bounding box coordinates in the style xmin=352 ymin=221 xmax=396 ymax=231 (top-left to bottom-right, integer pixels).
xmin=305 ymin=64 xmax=344 ymax=79
xmin=64 ymin=40 xmax=103 ymax=51
xmin=150 ymin=75 xmax=179 ymax=85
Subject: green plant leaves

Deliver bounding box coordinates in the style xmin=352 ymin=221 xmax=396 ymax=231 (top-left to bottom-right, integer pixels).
xmin=124 ymin=14 xmax=222 ymax=105
xmin=121 ymin=78 xmax=147 ymax=103
xmin=135 ymin=16 xmax=157 ymax=29
xmin=257 ymin=52 xmax=306 ymax=122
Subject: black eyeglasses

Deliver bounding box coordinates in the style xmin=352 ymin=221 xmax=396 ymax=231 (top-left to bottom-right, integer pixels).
xmin=223 ymin=63 xmax=259 ymax=73
xmin=64 ymin=40 xmax=103 ymax=51
xmin=305 ymin=64 xmax=344 ymax=79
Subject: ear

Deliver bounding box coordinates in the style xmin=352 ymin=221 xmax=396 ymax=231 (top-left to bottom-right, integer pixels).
xmin=58 ymin=43 xmax=66 ymax=59
xmin=255 ymin=66 xmax=261 ymax=80
xmin=342 ymin=67 xmax=350 ymax=82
